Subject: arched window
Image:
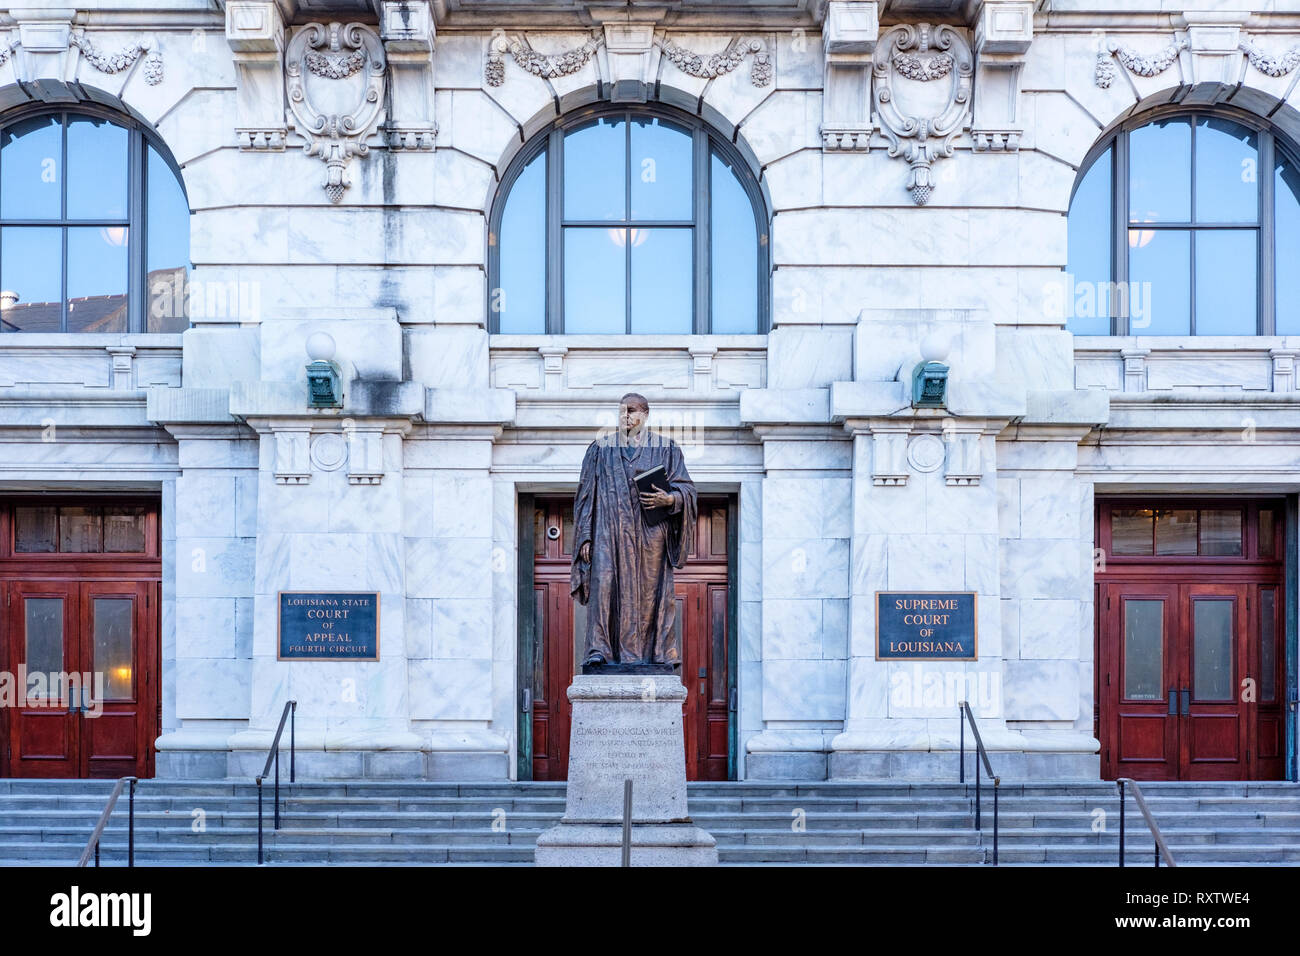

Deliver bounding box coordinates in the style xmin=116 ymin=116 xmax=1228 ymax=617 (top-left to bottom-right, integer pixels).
xmin=1067 ymin=109 xmax=1300 ymax=336
xmin=490 ymin=106 xmax=769 ymax=334
xmin=0 ymin=107 xmax=190 ymax=333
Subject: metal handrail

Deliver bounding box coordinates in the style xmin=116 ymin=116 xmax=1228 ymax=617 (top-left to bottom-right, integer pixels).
xmin=957 ymin=701 xmax=1000 ymax=866
xmin=256 ymin=699 xmax=297 ymax=865
xmin=77 ymin=776 xmax=137 ymax=868
xmin=1117 ymin=778 xmax=1177 ymax=867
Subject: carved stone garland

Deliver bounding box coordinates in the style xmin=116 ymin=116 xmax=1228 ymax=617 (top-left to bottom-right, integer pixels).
xmin=70 ymin=30 xmax=164 ymax=86
xmin=873 ymin=23 xmax=972 ymax=206
xmin=1094 ymin=36 xmax=1187 ymax=89
xmin=285 ymin=22 xmax=387 ymax=204
xmin=1239 ymin=35 xmax=1300 ymax=78
xmin=485 ymin=32 xmax=601 ymax=87
xmin=660 ymin=37 xmax=772 ymax=87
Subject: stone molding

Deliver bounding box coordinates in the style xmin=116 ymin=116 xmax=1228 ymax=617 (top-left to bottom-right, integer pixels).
xmin=381 ymin=0 xmax=437 ymax=149
xmin=873 ymin=22 xmax=973 ymax=205
xmin=971 ymin=0 xmax=1032 ymax=152
xmin=227 ymin=0 xmax=289 ymax=150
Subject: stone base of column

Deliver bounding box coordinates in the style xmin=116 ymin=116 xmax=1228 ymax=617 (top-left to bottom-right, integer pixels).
xmin=534 ymin=674 xmax=718 ymax=867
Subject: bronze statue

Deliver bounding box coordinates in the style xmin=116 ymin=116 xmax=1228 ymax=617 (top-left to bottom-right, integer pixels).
xmin=571 ymin=393 xmax=697 ymax=668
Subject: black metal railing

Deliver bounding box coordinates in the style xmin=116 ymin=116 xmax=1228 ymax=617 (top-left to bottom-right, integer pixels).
xmin=958 ymin=701 xmax=1000 ymax=865
xmin=1117 ymin=777 xmax=1177 ymax=867
xmin=256 ymin=699 xmax=297 ymax=865
xmin=77 ymin=776 xmax=137 ymax=868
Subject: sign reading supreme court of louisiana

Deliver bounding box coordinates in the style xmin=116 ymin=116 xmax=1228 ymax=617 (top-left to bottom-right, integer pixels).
xmin=875 ymin=592 xmax=977 ymax=661
xmin=278 ymin=592 xmax=380 ymax=661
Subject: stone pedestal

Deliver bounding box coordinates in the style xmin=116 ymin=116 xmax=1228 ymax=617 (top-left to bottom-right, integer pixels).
xmin=534 ymin=674 xmax=717 ymax=867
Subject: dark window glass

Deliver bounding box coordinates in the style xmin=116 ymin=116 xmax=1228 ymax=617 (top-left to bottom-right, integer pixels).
xmin=1259 ymin=509 xmax=1276 ymax=558
xmin=561 ymin=505 xmax=574 ymax=555
xmin=0 ymin=115 xmax=61 ymax=220
xmin=1111 ymin=509 xmax=1153 ymax=555
xmin=0 ymin=226 xmax=61 ymax=331
xmin=630 ymin=228 xmax=692 ymax=333
xmin=630 ymin=116 xmax=692 ymax=221
xmin=24 ymin=598 xmax=64 ymax=679
xmin=0 ymin=111 xmax=189 ymax=333
xmin=1195 ymin=117 xmax=1258 ymax=224
xmin=66 ymin=115 xmax=128 ymax=220
xmin=67 ymin=226 xmax=129 ymax=332
xmin=59 ymin=507 xmax=102 ymax=552
xmin=1129 ymin=229 xmax=1190 ymax=335
xmin=533 ymin=507 xmax=546 ymax=557
xmin=104 ymin=507 xmax=147 ymax=552
xmin=711 ymin=151 xmax=759 ymax=334
xmin=145 ymin=145 xmax=191 ymax=333
xmin=492 ymin=109 xmax=764 ymax=334
xmin=1124 ymin=599 xmax=1163 ymax=701
xmin=1066 ymin=146 xmax=1113 ymax=335
xmin=496 ymin=149 xmax=546 ymax=334
xmin=1155 ymin=509 xmax=1197 ymax=555
xmin=1276 ymin=157 xmax=1300 ymax=335
xmin=1199 ymin=509 xmax=1242 ymax=556
xmin=14 ymin=507 xmax=57 ymax=553
xmin=1130 ymin=118 xmax=1191 ymax=224
xmin=1194 ymin=231 xmax=1256 ymax=335
xmin=710 ymin=507 xmax=727 ymax=556
xmin=93 ymin=597 xmax=134 ymax=700
xmin=564 ymin=117 xmax=626 ymax=221
xmin=564 ymin=228 xmax=626 ymax=332
xmin=1192 ymin=599 xmax=1233 ymax=700
xmin=1260 ymin=589 xmax=1277 ymax=702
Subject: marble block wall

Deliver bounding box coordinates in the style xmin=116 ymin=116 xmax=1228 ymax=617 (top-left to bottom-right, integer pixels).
xmin=745 ymin=429 xmax=852 ymax=780
xmin=156 ymin=431 xmax=259 ymax=779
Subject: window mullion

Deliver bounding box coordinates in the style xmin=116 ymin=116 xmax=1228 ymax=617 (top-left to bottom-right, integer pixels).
xmin=693 ymin=128 xmax=709 ymax=335
xmin=1190 ymin=116 xmax=1197 ymax=335
xmin=61 ymin=113 xmax=69 ymax=333
xmin=1115 ymin=131 xmax=1129 ymax=336
xmin=129 ymin=128 xmax=145 ymax=333
xmin=547 ymin=128 xmax=564 ymax=335
xmin=625 ymin=115 xmax=632 ymax=334
xmin=1261 ymin=131 xmax=1276 ymax=335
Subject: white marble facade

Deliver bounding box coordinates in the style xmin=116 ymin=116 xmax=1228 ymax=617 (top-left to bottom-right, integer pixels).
xmin=2 ymin=0 xmax=1300 ymax=780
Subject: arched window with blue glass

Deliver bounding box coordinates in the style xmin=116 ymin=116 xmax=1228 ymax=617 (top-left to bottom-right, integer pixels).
xmin=1066 ymin=109 xmax=1300 ymax=336
xmin=489 ymin=106 xmax=769 ymax=334
xmin=0 ymin=106 xmax=191 ymax=333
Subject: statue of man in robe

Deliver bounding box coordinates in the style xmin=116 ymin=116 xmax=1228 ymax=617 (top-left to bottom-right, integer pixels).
xmin=571 ymin=393 xmax=697 ymax=669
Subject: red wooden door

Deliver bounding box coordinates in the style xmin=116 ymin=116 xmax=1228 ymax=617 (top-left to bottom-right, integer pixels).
xmin=5 ymin=580 xmax=81 ymax=777
xmin=1180 ymin=583 xmax=1249 ymax=780
xmin=78 ymin=580 xmax=155 ymax=779
xmin=4 ymin=580 xmax=155 ymax=778
xmin=1102 ymin=580 xmax=1257 ymax=781
xmin=1103 ymin=581 xmax=1179 ymax=780
xmin=526 ymin=496 xmax=732 ymax=781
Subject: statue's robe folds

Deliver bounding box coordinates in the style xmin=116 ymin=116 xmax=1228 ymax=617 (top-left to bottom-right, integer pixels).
xmin=571 ymin=429 xmax=697 ymax=665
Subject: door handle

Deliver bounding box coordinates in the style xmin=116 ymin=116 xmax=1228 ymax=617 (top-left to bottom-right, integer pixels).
xmin=1180 ymin=688 xmax=1190 ymax=717
xmin=521 ymin=688 xmax=532 ymax=714
xmin=1167 ymin=688 xmax=1177 ymax=716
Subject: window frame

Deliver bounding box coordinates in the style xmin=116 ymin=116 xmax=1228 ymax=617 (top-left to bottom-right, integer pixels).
xmin=1069 ymin=105 xmax=1300 ymax=336
xmin=0 ymin=103 xmax=190 ymax=334
xmin=487 ymin=103 xmax=771 ymax=335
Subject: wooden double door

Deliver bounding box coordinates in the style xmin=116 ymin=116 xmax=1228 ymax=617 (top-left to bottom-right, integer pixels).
xmin=520 ymin=495 xmax=735 ymax=781
xmin=1097 ymin=499 xmax=1287 ymax=781
xmin=0 ymin=498 xmax=160 ymax=779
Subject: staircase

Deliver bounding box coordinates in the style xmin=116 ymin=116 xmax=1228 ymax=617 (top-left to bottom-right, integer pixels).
xmin=1 ymin=779 xmax=1298 ymax=866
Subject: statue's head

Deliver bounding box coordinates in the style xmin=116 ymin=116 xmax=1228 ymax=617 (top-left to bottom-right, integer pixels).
xmin=618 ymin=392 xmax=649 ymax=436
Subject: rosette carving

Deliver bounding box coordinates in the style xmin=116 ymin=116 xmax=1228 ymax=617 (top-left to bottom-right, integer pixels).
xmin=873 ymin=23 xmax=972 ymax=206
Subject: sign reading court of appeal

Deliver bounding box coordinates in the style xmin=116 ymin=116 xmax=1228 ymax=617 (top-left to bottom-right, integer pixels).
xmin=278 ymin=592 xmax=380 ymax=661
xmin=876 ymin=592 xmax=977 ymax=660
